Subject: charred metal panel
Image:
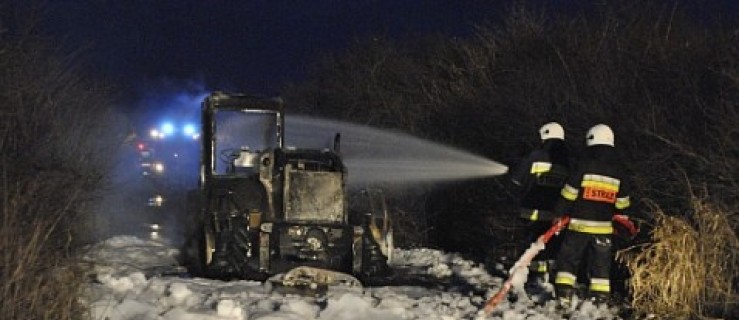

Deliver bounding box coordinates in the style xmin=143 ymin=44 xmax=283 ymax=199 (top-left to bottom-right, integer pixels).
xmin=284 ymin=169 xmax=344 ymax=223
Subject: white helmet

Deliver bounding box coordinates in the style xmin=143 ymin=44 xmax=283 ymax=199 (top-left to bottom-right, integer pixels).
xmin=586 ymin=124 xmax=614 ymax=147
xmin=539 ymin=122 xmax=565 ymax=141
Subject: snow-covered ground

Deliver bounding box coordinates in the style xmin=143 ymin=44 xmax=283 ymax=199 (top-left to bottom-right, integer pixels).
xmin=80 ymin=236 xmax=622 ymax=320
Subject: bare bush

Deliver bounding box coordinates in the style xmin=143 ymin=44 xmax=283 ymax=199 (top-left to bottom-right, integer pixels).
xmin=617 ymin=196 xmax=738 ymax=318
xmin=0 ymin=2 xmax=124 ymax=319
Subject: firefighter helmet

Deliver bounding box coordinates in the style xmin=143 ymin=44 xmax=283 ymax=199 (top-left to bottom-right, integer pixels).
xmin=586 ymin=124 xmax=614 ymax=147
xmin=539 ymin=122 xmax=565 ymax=141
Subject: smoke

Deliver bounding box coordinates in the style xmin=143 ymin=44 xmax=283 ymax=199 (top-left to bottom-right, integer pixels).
xmin=94 ymin=82 xmax=208 ymax=246
xmin=130 ymin=80 xmax=208 ymax=132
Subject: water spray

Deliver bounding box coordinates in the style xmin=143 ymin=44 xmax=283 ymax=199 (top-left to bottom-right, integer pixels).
xmin=285 ymin=115 xmax=507 ymax=186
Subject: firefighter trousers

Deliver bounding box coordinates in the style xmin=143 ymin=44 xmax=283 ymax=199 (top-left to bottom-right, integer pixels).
xmin=554 ymin=230 xmax=613 ymax=296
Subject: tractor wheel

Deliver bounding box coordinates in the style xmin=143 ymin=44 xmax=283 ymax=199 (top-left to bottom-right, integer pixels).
xmin=185 ymin=224 xmax=214 ymax=277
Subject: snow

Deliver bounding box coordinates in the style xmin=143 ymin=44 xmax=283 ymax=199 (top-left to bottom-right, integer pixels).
xmin=80 ymin=236 xmax=623 ymax=319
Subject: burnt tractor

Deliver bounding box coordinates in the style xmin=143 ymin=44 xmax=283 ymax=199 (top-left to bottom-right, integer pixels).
xmin=183 ymin=92 xmax=393 ymax=287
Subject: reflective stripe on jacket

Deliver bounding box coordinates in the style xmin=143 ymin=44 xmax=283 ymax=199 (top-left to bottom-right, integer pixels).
xmin=567 ymin=218 xmax=613 ymax=234
xmin=510 ymin=140 xmax=571 ymax=220
xmin=555 ymin=146 xmax=631 ymax=223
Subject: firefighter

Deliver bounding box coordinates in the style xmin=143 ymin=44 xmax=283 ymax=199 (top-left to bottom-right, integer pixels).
xmin=509 ymin=121 xmax=571 ymax=284
xmin=552 ymin=124 xmax=632 ymax=309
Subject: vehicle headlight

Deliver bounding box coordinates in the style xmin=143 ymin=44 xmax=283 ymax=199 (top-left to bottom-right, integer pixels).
xmin=153 ymin=162 xmax=164 ymax=173
xmin=147 ymin=195 xmax=165 ymax=207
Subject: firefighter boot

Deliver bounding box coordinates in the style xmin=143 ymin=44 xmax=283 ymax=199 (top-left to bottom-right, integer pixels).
xmin=528 ymin=260 xmax=550 ymax=284
xmin=589 ymin=291 xmax=612 ymax=308
xmin=555 ymin=285 xmax=575 ymax=311
xmin=525 ymin=260 xmax=552 ymax=304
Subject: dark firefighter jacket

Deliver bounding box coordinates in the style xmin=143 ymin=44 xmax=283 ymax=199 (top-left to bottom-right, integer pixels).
xmin=554 ymin=145 xmax=631 ymax=234
xmin=510 ymin=139 xmax=571 ymax=221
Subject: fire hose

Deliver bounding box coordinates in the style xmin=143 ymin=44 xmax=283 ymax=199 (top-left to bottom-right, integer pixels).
xmin=479 ymin=216 xmax=571 ymax=317
xmin=478 ymin=213 xmax=639 ymax=317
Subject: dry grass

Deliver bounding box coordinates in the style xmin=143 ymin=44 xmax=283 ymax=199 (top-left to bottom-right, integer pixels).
xmin=1 ymin=2 xmax=124 ymax=319
xmin=0 ymin=146 xmax=98 ymax=318
xmin=0 ymin=169 xmax=88 ymax=319
xmin=617 ymin=197 xmax=739 ymax=319
xmin=0 ymin=209 xmax=85 ymax=319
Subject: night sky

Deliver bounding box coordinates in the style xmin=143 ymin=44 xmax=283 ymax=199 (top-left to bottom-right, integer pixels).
xmin=42 ymin=0 xmax=503 ymax=99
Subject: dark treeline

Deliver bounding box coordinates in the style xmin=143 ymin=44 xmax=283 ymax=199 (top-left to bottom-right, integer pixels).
xmin=285 ymin=0 xmax=738 ymax=252
xmin=286 ymin=1 xmax=739 ymax=251
xmin=284 ymin=1 xmax=738 ymax=317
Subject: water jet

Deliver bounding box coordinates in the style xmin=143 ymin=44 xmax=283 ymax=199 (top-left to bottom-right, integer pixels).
xmin=285 ymin=115 xmax=507 ymax=186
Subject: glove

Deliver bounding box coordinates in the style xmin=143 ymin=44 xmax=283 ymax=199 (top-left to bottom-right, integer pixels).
xmin=613 ymin=214 xmax=639 ymax=240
